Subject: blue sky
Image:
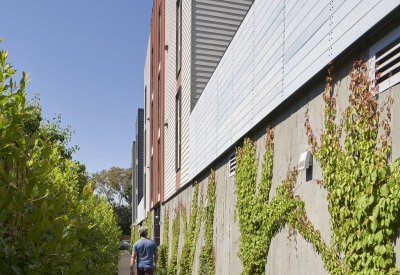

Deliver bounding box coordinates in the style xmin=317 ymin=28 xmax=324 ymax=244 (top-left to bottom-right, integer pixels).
xmin=0 ymin=1 xmax=153 ymax=173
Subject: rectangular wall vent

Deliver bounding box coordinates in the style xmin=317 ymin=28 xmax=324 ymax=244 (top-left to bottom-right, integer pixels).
xmin=229 ymin=152 xmax=236 ymax=177
xmin=376 ymin=36 xmax=400 ymax=85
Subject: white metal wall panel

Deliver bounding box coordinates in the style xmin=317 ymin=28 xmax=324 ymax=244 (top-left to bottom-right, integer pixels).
xmin=283 ymin=0 xmax=395 ymax=100
xmin=284 ymin=0 xmax=326 ymax=60
xmin=144 ymin=33 xmax=151 ymax=214
xmin=205 ymin=81 xmax=219 ymax=165
xmin=188 ymin=0 xmax=400 ymax=182
xmin=329 ymin=0 xmax=389 ymax=57
xmin=137 ymin=198 xmax=145 ymax=224
xmin=180 ymin=0 xmax=192 ymax=187
xmin=285 ymin=0 xmax=306 ymax=27
xmin=164 ymin=0 xmax=177 ymax=201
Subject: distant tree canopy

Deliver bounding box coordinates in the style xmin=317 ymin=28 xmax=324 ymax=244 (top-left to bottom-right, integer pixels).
xmin=93 ymin=166 xmax=132 ymax=206
xmin=92 ymin=167 xmax=132 ymax=235
xmin=114 ymin=204 xmax=132 ymax=235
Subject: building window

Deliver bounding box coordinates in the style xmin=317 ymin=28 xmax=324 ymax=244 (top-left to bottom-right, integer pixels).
xmin=158 ymin=9 xmax=161 ymax=65
xmin=158 ymin=75 xmax=161 ymax=130
xmin=150 ymin=103 xmax=153 ymax=146
xmin=229 ymin=152 xmax=236 ymax=177
xmin=176 ymin=0 xmax=182 ymax=76
xmin=136 ymin=163 xmax=139 ymax=196
xmin=158 ymin=140 xmax=160 ymax=195
xmin=153 ymin=207 xmax=161 ymax=245
xmin=145 ymin=86 xmax=147 ymax=120
xmin=151 ymin=48 xmax=154 ymax=89
xmin=175 ymin=89 xmax=181 ymax=171
xmin=150 ymin=156 xmax=153 ymax=200
xmin=144 ymin=173 xmax=146 ymax=205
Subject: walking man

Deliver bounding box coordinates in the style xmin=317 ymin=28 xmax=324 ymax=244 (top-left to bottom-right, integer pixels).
xmin=130 ymin=226 xmax=158 ymax=275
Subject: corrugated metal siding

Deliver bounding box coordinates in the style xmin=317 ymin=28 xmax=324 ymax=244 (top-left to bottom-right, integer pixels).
xmin=136 ymin=109 xmax=144 ymax=203
xmin=180 ymin=0 xmax=192 ymax=187
xmin=191 ymin=0 xmax=254 ymax=111
xmin=144 ymin=33 xmax=151 ymax=214
xmin=164 ymin=0 xmax=177 ymax=201
xmin=189 ymin=0 xmax=400 ymax=181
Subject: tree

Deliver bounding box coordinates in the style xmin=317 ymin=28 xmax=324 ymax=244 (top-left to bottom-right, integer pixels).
xmin=0 ymin=46 xmax=86 ymax=274
xmin=113 ymin=204 xmax=132 ymax=235
xmin=0 ymin=42 xmax=120 ymax=274
xmin=93 ymin=167 xmax=132 ymax=235
xmin=93 ymin=166 xmax=132 ymax=206
xmin=78 ymin=196 xmax=121 ymax=274
xmin=22 ymin=91 xmax=90 ymax=194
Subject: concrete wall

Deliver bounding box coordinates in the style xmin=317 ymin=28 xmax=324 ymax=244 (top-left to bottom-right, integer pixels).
xmin=161 ymin=160 xmax=242 ymax=275
xmin=161 ymin=183 xmax=194 ymax=262
xmin=212 ymin=155 xmax=242 ymax=275
xmin=158 ymin=14 xmax=400 ymax=274
xmin=161 ymin=81 xmax=400 ymax=274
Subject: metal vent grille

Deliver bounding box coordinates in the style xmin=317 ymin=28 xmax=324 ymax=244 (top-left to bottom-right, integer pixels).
xmin=229 ymin=153 xmax=236 ymax=177
xmin=376 ymin=36 xmax=400 ymax=84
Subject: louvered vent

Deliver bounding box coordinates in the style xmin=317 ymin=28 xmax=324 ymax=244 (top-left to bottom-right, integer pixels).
xmin=229 ymin=153 xmax=236 ymax=177
xmin=376 ymin=36 xmax=400 ymax=84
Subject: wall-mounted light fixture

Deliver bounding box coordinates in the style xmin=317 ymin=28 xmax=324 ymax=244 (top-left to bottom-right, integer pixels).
xmin=164 ymin=45 xmax=169 ymax=51
xmin=298 ymin=151 xmax=313 ymax=171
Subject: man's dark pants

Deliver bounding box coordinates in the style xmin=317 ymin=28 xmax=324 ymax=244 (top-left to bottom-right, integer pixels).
xmin=137 ymin=267 xmax=154 ymax=275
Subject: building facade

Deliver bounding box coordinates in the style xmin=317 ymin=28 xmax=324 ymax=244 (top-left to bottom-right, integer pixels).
xmin=142 ymin=0 xmax=400 ymax=273
xmin=162 ymin=0 xmax=255 ymax=202
xmin=131 ymin=141 xmax=135 ymax=227
xmin=132 ymin=109 xmax=145 ymax=225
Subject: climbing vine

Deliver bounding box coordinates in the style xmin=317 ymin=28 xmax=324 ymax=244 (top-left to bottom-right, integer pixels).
xmin=130 ymin=211 xmax=152 ymax=254
xmin=198 ymin=169 xmax=216 ymax=275
xmin=236 ymin=129 xmax=341 ymax=274
xmin=163 ymin=173 xmax=215 ymax=275
xmin=167 ymin=205 xmax=181 ymax=275
xmin=158 ymin=209 xmax=169 ymax=269
xmin=235 ymin=130 xmax=274 ymax=275
xmin=305 ymin=61 xmax=400 ymax=274
xmin=179 ymin=182 xmax=203 ymax=275
xmin=235 ymin=60 xmax=400 ymax=275
xmin=141 ymin=211 xmax=152 ymax=239
xmin=130 ymin=225 xmax=139 ymax=252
